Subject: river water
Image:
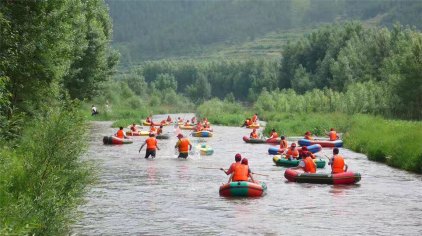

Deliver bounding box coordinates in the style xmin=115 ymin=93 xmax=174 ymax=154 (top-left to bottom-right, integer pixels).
xmin=72 ymin=114 xmax=422 ymax=235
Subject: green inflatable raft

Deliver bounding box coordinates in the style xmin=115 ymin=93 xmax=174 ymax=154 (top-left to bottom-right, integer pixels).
xmin=272 ymin=155 xmax=326 ymax=168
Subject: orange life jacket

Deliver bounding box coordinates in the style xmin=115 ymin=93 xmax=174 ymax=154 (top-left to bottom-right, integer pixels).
xmin=285 ymin=148 xmax=299 ymax=159
xmin=232 ymin=164 xmax=249 ymax=181
xmin=332 ymin=155 xmax=345 ymax=173
xmin=329 ymin=131 xmax=337 ymax=141
xmin=271 ymin=132 xmax=278 ymax=138
xmin=250 ymin=132 xmax=258 ymax=139
xmin=303 ymin=156 xmax=316 ymax=173
xmin=280 ymin=140 xmax=288 ymax=149
xmin=116 ymin=130 xmax=125 ymax=139
xmin=150 ymin=126 xmax=157 ymax=132
xmin=157 ymin=128 xmax=162 ymax=135
xmin=146 ymin=137 xmax=157 ymax=150
xmin=227 ymin=162 xmax=241 ymax=175
xmin=178 ymin=138 xmax=190 ymax=153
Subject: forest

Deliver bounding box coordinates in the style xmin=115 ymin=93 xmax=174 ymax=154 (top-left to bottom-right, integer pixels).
xmin=106 ymin=0 xmax=422 ymax=64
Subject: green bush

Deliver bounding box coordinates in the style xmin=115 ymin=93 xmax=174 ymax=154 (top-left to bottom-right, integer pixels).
xmin=0 ymin=101 xmax=94 ymax=234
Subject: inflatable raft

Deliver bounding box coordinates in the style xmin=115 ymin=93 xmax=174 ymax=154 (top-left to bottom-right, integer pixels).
xmin=219 ymin=181 xmax=267 ymax=197
xmin=126 ymin=130 xmax=149 ymax=136
xmin=284 ymin=168 xmax=361 ymax=185
xmin=268 ymin=144 xmax=322 ymax=155
xmin=192 ymin=131 xmax=213 ymax=137
xmin=103 ymin=136 xmax=133 ymax=145
xmin=142 ymin=120 xmax=169 ymax=126
xmin=298 ymin=138 xmax=343 ymax=147
xmin=197 ymin=144 xmax=214 ymax=155
xmin=246 ymin=123 xmax=260 ymax=129
xmin=179 ymin=125 xmax=196 ymax=130
xmin=243 ymin=136 xmax=280 ymax=144
xmin=272 ymin=155 xmax=326 ymax=168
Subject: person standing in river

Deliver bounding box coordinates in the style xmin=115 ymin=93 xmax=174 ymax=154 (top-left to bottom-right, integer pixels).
xmin=175 ymin=133 xmax=192 ymax=158
xmin=139 ymin=133 xmax=160 ymax=159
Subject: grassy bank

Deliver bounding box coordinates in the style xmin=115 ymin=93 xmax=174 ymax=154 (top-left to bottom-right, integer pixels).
xmin=0 ymin=102 xmax=94 ymax=234
xmin=197 ymin=99 xmax=422 ymax=173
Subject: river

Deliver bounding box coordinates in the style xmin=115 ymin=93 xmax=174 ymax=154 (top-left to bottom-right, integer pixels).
xmin=72 ymin=114 xmax=422 ymax=235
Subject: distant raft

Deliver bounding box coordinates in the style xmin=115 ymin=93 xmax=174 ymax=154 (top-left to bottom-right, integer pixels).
xmin=284 ymin=168 xmax=361 ymax=185
xmin=272 ymin=155 xmax=326 ymax=168
xmin=179 ymin=124 xmax=196 ymax=130
xmin=192 ymin=130 xmax=213 ymax=137
xmin=197 ymin=143 xmax=214 ymax=155
xmin=142 ymin=120 xmax=169 ymax=126
xmin=243 ymin=136 xmax=280 ymax=144
xmin=126 ymin=130 xmax=150 ymax=136
xmin=298 ymin=138 xmax=343 ymax=148
xmin=268 ymin=144 xmax=322 ymax=155
xmin=103 ymin=136 xmax=133 ymax=145
xmin=219 ymin=181 xmax=267 ymax=197
xmin=246 ymin=123 xmax=260 ymax=129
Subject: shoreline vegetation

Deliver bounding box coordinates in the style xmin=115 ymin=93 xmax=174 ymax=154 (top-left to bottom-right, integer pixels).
xmin=196 ymin=99 xmax=422 ymax=174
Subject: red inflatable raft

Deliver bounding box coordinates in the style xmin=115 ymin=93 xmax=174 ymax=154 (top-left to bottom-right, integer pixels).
xmin=243 ymin=136 xmax=280 ymax=144
xmin=103 ymin=136 xmax=133 ymax=145
xmin=284 ymin=168 xmax=361 ymax=185
xmin=219 ymin=181 xmax=267 ymax=197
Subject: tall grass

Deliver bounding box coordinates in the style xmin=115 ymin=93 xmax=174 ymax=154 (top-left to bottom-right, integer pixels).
xmin=197 ymin=99 xmax=422 ymax=173
xmin=0 ymin=101 xmax=94 ymax=235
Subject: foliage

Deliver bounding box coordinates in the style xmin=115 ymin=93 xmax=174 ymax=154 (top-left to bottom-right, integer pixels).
xmin=107 ymin=0 xmax=422 ymax=63
xmin=0 ymin=101 xmax=94 ymax=235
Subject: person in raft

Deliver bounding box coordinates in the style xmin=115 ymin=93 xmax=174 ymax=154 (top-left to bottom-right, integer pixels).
xmin=279 ymin=136 xmax=288 ymax=153
xmin=251 ymin=113 xmax=258 ymax=123
xmin=221 ymin=153 xmax=242 ymax=175
xmin=269 ymin=128 xmax=279 ymax=139
xmin=299 ymin=146 xmax=315 ymax=159
xmin=328 ymin=147 xmax=348 ymax=174
xmin=175 ymin=133 xmax=192 ymax=158
xmin=304 ymin=131 xmax=313 ymax=140
xmin=149 ymin=123 xmax=157 ymax=134
xmin=115 ymin=127 xmax=128 ymax=139
xmin=166 ymin=115 xmax=172 ymax=123
xmin=191 ymin=116 xmax=196 ymax=124
xmin=325 ymin=128 xmax=339 ymax=141
xmin=157 ymin=125 xmax=163 ymax=135
xmin=241 ymin=118 xmax=251 ymax=127
xmin=285 ymin=143 xmax=299 ymax=160
xmin=228 ymin=158 xmax=255 ymax=183
xmin=139 ymin=133 xmax=160 ymax=159
xmin=195 ymin=122 xmax=203 ymax=132
xmin=295 ymin=152 xmax=317 ymax=173
xmin=250 ymin=129 xmax=259 ymax=139
xmin=146 ymin=116 xmax=152 ymax=123
xmin=130 ymin=123 xmax=138 ymax=132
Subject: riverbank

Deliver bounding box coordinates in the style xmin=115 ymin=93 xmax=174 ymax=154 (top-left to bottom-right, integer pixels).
xmin=0 ymin=104 xmax=93 ymax=235
xmin=197 ymin=100 xmax=422 ymax=173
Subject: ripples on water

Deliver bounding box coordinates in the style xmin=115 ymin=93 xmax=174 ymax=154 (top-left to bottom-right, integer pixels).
xmin=72 ymin=115 xmax=422 ymax=235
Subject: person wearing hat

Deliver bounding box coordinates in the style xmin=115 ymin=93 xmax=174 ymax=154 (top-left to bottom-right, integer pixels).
xmin=221 ymin=153 xmax=242 ymax=175
xmin=175 ymin=133 xmax=192 ymax=158
xmin=285 ymin=143 xmax=299 ymax=160
xmin=229 ymin=158 xmax=255 ymax=183
xmin=250 ymin=128 xmax=259 ymax=139
xmin=139 ymin=132 xmax=160 ymax=159
xmin=304 ymin=131 xmax=313 ymax=140
xmin=328 ymin=147 xmax=348 ymax=174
